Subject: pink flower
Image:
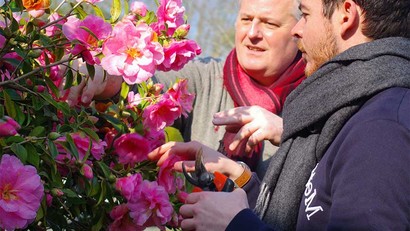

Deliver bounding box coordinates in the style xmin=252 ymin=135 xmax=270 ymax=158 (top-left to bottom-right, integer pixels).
xmin=157 ymin=154 xmax=184 ymax=193
xmin=109 ymin=204 xmax=142 ymax=231
xmin=130 ymin=1 xmax=147 ymax=16
xmin=157 ymin=39 xmax=202 ymax=72
xmin=62 ymin=15 xmax=112 ymax=65
xmin=166 ymin=78 xmax=195 ymax=117
xmin=46 ymin=13 xmax=66 ymax=37
xmin=54 ymin=133 xmax=106 ymax=175
xmin=0 ymin=116 xmax=20 ymax=137
xmin=37 ymin=48 xmax=62 ymax=82
xmin=29 ymin=9 xmax=46 ymax=18
xmin=128 ymin=180 xmax=173 ymax=227
xmin=68 ymin=133 xmax=107 ymax=160
xmin=126 ymin=92 xmax=142 ymax=109
xmin=142 ymin=94 xmax=181 ymax=131
xmin=0 ymin=154 xmax=44 ymax=230
xmin=101 ymin=20 xmax=164 ymax=84
xmin=152 ymin=0 xmax=185 ymax=36
xmin=115 ymin=173 xmax=143 ymax=202
xmin=145 ymin=129 xmax=165 ymax=151
xmin=113 ymin=133 xmax=151 ymax=165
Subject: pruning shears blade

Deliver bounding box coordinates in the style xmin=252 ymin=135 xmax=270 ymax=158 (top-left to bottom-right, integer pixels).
xmin=182 ymin=162 xmax=200 ymax=186
xmin=195 ymin=148 xmax=207 ymax=177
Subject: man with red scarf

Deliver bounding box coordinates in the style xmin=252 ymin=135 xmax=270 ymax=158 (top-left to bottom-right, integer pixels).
xmin=152 ymin=0 xmax=305 ymax=174
xmin=67 ymin=0 xmax=305 ymax=175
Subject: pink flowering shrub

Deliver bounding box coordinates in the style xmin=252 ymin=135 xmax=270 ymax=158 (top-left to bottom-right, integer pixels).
xmin=0 ymin=0 xmax=199 ymax=229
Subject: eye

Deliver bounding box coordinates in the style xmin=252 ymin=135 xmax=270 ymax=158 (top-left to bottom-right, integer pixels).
xmin=266 ymin=22 xmax=279 ymax=27
xmin=241 ymin=17 xmax=252 ymax=21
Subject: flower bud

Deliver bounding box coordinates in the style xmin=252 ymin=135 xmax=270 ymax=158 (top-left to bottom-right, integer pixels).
xmin=51 ymin=188 xmax=64 ymax=197
xmin=34 ymin=85 xmax=46 ymax=93
xmin=173 ymin=24 xmax=190 ymax=38
xmin=81 ymin=164 xmax=94 ymax=179
xmin=0 ymin=116 xmax=20 ymax=137
xmin=130 ymin=1 xmax=147 ymax=17
xmin=48 ymin=132 xmax=61 ymax=140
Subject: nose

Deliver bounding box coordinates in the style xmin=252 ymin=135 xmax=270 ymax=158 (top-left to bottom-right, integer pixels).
xmin=291 ymin=18 xmax=304 ymax=39
xmin=247 ymin=20 xmax=262 ymax=39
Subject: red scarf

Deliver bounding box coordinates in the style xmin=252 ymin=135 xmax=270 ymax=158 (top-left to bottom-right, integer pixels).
xmin=219 ymin=49 xmax=306 ymax=170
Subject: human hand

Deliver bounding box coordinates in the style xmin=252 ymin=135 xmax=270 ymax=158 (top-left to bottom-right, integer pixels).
xmin=179 ymin=188 xmax=249 ymax=231
xmin=148 ymin=141 xmax=244 ymax=181
xmin=60 ymin=59 xmax=122 ymax=106
xmin=213 ymin=106 xmax=283 ymax=151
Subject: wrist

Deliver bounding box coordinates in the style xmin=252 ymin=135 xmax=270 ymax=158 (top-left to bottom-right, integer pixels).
xmin=233 ymin=161 xmax=252 ymax=188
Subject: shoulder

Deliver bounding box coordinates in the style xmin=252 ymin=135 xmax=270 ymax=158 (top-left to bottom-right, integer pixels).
xmin=345 ymin=87 xmax=410 ymax=131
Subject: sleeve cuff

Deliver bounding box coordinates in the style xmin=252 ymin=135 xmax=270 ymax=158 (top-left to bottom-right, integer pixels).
xmin=226 ymin=209 xmax=273 ymax=231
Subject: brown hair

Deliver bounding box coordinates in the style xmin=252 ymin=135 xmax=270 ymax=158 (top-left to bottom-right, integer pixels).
xmin=322 ymin=0 xmax=410 ymax=39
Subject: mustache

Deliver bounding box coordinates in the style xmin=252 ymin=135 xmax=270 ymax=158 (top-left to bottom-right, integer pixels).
xmin=297 ymin=40 xmax=305 ymax=53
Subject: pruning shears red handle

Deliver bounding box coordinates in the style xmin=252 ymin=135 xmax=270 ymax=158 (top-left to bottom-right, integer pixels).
xmin=182 ymin=148 xmax=235 ymax=192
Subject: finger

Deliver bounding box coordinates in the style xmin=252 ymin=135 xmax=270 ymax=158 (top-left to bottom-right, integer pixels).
xmin=180 ymin=218 xmax=196 ymax=231
xmin=224 ymin=124 xmax=242 ymax=133
xmin=229 ymin=124 xmax=258 ymax=151
xmin=185 ymin=192 xmax=202 ymax=204
xmin=213 ymin=108 xmax=252 ymax=126
xmin=66 ymin=79 xmax=86 ymax=106
xmin=147 ymin=142 xmax=177 ymax=161
xmin=81 ymin=77 xmax=102 ymax=105
xmin=174 ymin=160 xmax=196 ymax=172
xmin=246 ymin=129 xmax=264 ymax=151
xmin=179 ymin=203 xmax=195 ymax=218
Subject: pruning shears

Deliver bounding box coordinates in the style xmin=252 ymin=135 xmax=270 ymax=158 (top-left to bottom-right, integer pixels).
xmin=182 ymin=148 xmax=235 ymax=192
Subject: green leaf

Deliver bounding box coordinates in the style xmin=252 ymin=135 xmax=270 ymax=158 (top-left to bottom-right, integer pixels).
xmin=86 ymin=62 xmax=95 ymax=80
xmin=110 ymin=0 xmax=121 ymax=23
xmin=80 ymin=127 xmax=99 ymax=141
xmin=26 ymin=143 xmax=40 ymax=168
xmin=47 ymin=140 xmax=59 ymax=158
xmin=61 ymin=188 xmax=78 ymax=198
xmin=119 ymin=81 xmax=130 ymax=103
xmin=96 ymin=180 xmax=107 ymax=206
xmin=65 ymin=134 xmax=79 ymax=160
xmin=29 ymin=126 xmax=46 ymax=137
xmin=91 ymin=209 xmax=105 ymax=231
xmin=164 ymin=126 xmax=184 ymax=142
xmin=5 ymin=136 xmax=24 ymax=144
xmin=92 ymin=5 xmax=105 ymax=19
xmin=64 ymin=69 xmax=74 ymax=90
xmin=72 ymin=4 xmax=88 ymax=19
xmin=11 ymin=143 xmax=28 ymax=163
xmin=96 ymin=161 xmax=111 ymax=179
xmin=44 ymin=76 xmax=60 ymax=98
xmin=4 ymin=90 xmax=17 ymax=119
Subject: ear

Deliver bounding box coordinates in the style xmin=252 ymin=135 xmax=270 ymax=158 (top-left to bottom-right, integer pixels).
xmin=338 ymin=0 xmax=361 ymax=38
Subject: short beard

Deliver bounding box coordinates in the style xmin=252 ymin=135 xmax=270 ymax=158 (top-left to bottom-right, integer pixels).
xmin=305 ymin=23 xmax=339 ymax=77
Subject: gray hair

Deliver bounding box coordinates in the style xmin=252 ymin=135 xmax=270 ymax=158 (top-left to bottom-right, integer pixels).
xmin=238 ymin=0 xmax=302 ymax=20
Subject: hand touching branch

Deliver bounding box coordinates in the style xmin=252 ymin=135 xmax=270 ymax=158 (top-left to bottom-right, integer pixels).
xmin=213 ymin=106 xmax=283 ymax=152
